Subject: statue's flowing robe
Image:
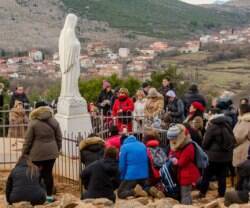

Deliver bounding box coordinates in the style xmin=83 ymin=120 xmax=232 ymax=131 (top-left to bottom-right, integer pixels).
xmin=59 ymin=15 xmax=81 ymax=97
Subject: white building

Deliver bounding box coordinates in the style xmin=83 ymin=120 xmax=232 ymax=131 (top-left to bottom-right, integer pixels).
xmin=29 ymin=50 xmax=43 ymax=62
xmin=179 ymin=41 xmax=200 ymax=53
xmin=9 ymin=73 xmax=19 ymax=79
xmin=200 ymin=35 xmax=212 ymax=44
xmin=119 ymin=48 xmax=130 ymax=58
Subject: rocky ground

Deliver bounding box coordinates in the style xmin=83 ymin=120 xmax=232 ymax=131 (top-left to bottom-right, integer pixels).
xmin=1 ymin=170 xmax=250 ymax=208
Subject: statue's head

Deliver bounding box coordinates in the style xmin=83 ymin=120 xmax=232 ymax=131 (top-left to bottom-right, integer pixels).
xmin=64 ymin=13 xmax=78 ymax=30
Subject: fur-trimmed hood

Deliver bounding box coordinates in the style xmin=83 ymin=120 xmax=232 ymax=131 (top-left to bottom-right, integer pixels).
xmin=79 ymin=137 xmax=105 ymax=150
xmin=239 ymin=113 xmax=250 ymax=122
xmin=30 ymin=107 xmax=53 ymax=121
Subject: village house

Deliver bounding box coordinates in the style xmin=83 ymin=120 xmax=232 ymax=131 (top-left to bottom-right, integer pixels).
xmin=7 ymin=57 xmax=22 ymax=65
xmin=0 ymin=64 xmax=19 ymax=79
xmin=53 ymin=52 xmax=59 ymax=60
xmin=149 ymin=41 xmax=169 ymax=52
xmin=199 ymin=27 xmax=250 ymax=47
xmin=0 ymin=59 xmax=6 ymax=64
xmin=127 ymin=60 xmax=148 ymax=72
xmin=219 ymin=30 xmax=228 ymax=36
xmin=29 ymin=49 xmax=44 ymax=62
xmin=200 ymin=35 xmax=212 ymax=44
xmin=97 ymin=64 xmax=123 ymax=78
xmin=53 ymin=52 xmax=60 ymax=65
xmin=80 ymin=55 xmax=95 ymax=68
xmin=237 ymin=37 xmax=247 ymax=43
xmin=21 ymin=56 xmax=33 ymax=65
xmin=0 ymin=64 xmax=9 ymax=76
xmin=127 ymin=63 xmax=146 ymax=72
xmin=179 ymin=41 xmax=200 ymax=53
xmin=9 ymin=73 xmax=19 ymax=79
xmin=86 ymin=68 xmax=99 ymax=77
xmin=107 ymin=53 xmax=118 ymax=60
xmin=128 ymin=70 xmax=151 ymax=81
xmin=139 ymin=49 xmax=156 ymax=57
xmin=119 ymin=48 xmax=130 ymax=58
xmin=227 ymin=34 xmax=239 ymax=42
xmin=95 ymin=57 xmax=109 ymax=65
xmin=134 ymin=55 xmax=154 ymax=61
xmin=87 ymin=42 xmax=111 ymax=56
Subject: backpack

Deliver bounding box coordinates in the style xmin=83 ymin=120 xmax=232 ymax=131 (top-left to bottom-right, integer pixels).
xmin=160 ymin=159 xmax=179 ymax=199
xmin=148 ymin=147 xmax=167 ymax=169
xmin=191 ymin=141 xmax=209 ymax=169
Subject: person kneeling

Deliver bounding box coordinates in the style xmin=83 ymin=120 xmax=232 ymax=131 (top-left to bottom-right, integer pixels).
xmin=5 ymin=155 xmax=46 ymax=205
xmin=81 ymin=147 xmax=120 ymax=202
xmin=79 ymin=135 xmax=105 ymax=167
xmin=118 ymin=135 xmax=149 ymax=199
xmin=224 ymin=147 xmax=250 ymax=206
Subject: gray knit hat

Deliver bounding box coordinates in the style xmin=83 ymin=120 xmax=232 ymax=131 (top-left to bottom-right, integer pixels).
xmin=167 ymin=125 xmax=181 ymax=140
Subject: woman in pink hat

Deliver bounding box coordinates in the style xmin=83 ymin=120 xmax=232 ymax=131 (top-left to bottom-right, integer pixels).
xmin=97 ymin=80 xmax=113 ymax=116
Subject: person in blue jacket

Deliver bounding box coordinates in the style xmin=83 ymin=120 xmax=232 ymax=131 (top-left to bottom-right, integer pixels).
xmin=117 ymin=135 xmax=149 ymax=199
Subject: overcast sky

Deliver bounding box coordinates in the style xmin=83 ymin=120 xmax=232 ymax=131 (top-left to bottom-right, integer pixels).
xmin=180 ymin=0 xmax=229 ymax=4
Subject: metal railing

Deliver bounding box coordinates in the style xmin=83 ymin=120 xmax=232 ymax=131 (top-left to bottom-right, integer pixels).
xmin=0 ymin=108 xmax=168 ymax=185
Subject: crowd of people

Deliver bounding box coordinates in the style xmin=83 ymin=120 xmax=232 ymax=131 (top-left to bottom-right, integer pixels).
xmin=4 ymin=79 xmax=250 ymax=207
xmin=81 ymin=79 xmax=250 ymax=206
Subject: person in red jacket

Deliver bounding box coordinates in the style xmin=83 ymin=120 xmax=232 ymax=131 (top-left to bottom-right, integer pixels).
xmin=105 ymin=125 xmax=121 ymax=150
xmin=143 ymin=133 xmax=166 ymax=198
xmin=112 ymin=88 xmax=134 ymax=132
xmin=167 ymin=124 xmax=200 ymax=205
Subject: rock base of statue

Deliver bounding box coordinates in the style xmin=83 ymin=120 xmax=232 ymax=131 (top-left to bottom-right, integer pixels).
xmin=55 ymin=96 xmax=92 ymax=158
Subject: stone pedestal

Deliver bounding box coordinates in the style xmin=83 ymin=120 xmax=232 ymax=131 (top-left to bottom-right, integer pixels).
xmin=55 ymin=96 xmax=92 ymax=157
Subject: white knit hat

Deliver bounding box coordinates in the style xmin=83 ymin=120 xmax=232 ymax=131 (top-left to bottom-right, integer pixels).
xmin=166 ymin=90 xmax=176 ymax=98
xmin=167 ymin=125 xmax=181 ymax=140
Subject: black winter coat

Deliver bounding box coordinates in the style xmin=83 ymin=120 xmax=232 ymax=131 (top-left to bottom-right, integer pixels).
xmin=97 ymin=90 xmax=113 ymax=115
xmin=203 ymin=116 xmax=235 ymax=162
xmin=166 ymin=98 xmax=184 ymax=123
xmin=183 ymin=91 xmax=206 ymax=115
xmin=185 ymin=124 xmax=202 ymax=146
xmin=160 ymin=85 xmax=170 ymax=110
xmin=5 ymin=159 xmax=46 ymax=205
xmin=80 ymin=143 xmax=105 ymax=166
xmin=10 ymin=92 xmax=30 ymax=109
xmin=81 ymin=158 xmax=120 ymax=202
xmin=237 ymin=160 xmax=250 ymax=192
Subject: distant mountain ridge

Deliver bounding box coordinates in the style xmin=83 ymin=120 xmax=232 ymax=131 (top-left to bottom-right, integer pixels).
xmin=227 ymin=0 xmax=250 ymax=7
xmin=62 ymin=0 xmax=250 ymax=39
xmin=214 ymin=0 xmax=230 ymax=5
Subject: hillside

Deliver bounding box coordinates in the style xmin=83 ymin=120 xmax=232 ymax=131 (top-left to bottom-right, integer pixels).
xmin=207 ymin=0 xmax=250 ymax=14
xmin=0 ymin=0 xmax=64 ymax=53
xmin=0 ymin=0 xmax=156 ymax=54
xmin=62 ymin=0 xmax=249 ymax=39
xmin=227 ymin=0 xmax=250 ymax=7
xmin=1 ymin=0 xmax=250 ymax=53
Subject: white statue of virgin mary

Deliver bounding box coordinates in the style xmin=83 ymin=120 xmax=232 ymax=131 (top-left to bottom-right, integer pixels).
xmin=59 ymin=13 xmax=81 ymax=97
xmin=56 ymin=14 xmax=92 ymax=157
